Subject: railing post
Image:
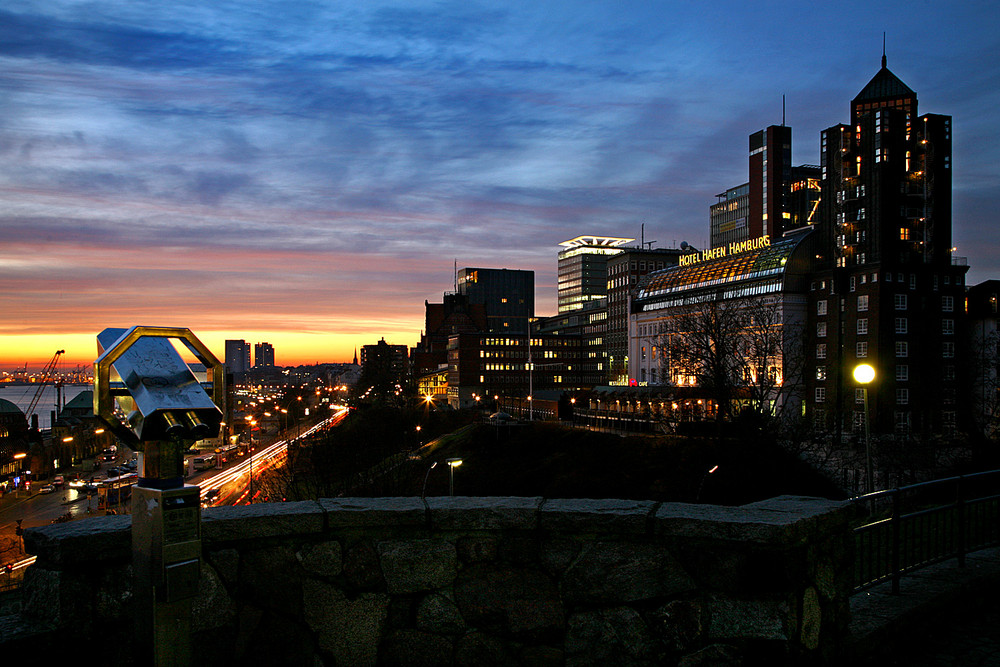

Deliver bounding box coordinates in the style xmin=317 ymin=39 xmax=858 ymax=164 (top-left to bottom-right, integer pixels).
xmin=956 ymin=475 xmax=966 ymax=569
xmin=891 ymin=489 xmax=901 ymax=595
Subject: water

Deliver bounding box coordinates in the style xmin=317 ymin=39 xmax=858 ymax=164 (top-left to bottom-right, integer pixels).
xmin=0 ymin=384 xmax=92 ymax=430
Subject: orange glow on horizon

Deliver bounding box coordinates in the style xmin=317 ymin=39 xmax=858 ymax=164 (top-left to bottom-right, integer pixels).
xmin=0 ymin=326 xmax=421 ymax=372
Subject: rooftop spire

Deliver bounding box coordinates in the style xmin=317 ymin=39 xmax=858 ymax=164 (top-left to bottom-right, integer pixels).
xmin=882 ymin=32 xmax=887 ymax=69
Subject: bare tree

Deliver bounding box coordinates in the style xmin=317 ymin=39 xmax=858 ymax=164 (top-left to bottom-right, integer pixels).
xmin=656 ymin=295 xmax=804 ymax=425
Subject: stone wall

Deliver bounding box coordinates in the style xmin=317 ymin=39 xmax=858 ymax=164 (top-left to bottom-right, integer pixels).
xmin=6 ymin=495 xmax=854 ymax=665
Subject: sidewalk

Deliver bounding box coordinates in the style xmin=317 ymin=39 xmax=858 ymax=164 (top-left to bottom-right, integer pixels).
xmin=850 ymin=546 xmax=1000 ymax=665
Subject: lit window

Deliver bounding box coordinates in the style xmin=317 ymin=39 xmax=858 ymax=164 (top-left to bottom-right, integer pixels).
xmin=817 ymin=300 xmax=828 ymax=316
xmin=816 ymin=366 xmax=826 ymax=381
xmin=900 ymin=228 xmax=910 ymax=241
xmin=858 ymin=295 xmax=869 ymax=312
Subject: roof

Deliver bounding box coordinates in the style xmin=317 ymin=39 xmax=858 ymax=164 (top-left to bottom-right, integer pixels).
xmin=63 ymin=390 xmax=93 ymax=411
xmin=634 ymin=230 xmax=812 ymax=304
xmin=0 ymin=398 xmax=24 ymax=415
xmin=853 ymin=63 xmax=915 ymax=104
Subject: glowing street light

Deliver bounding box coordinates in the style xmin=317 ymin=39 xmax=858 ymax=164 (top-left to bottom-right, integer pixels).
xmin=854 ymin=364 xmax=875 ymax=494
xmin=445 ymin=458 xmax=463 ymax=496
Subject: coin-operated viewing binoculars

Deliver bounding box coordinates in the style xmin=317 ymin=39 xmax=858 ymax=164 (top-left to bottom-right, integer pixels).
xmin=93 ymin=326 xmax=224 ymax=667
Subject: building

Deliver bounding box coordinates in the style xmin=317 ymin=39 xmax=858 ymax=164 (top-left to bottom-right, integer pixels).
xmin=445 ymin=329 xmax=595 ymax=411
xmin=411 ymin=292 xmax=488 ymax=375
xmin=710 ymin=125 xmax=821 ymax=249
xmin=224 ymin=339 xmax=251 ymax=374
xmin=359 ymin=338 xmax=410 ymax=397
xmin=0 ymin=399 xmax=30 ymax=483
xmin=967 ymin=281 xmax=1000 ymax=437
xmin=457 ymin=268 xmax=534 ymax=335
xmin=254 ymin=342 xmax=275 ymax=368
xmin=557 ymin=236 xmax=631 ymax=313
xmin=606 ymin=246 xmax=684 ymax=384
xmin=808 ymin=54 xmax=966 ymax=441
xmin=629 ymin=229 xmax=814 ymax=420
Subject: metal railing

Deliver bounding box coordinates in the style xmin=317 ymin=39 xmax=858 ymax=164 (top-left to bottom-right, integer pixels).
xmin=852 ymin=469 xmax=1000 ymax=594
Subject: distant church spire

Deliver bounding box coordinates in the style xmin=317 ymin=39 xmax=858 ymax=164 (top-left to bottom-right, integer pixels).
xmin=353 ymin=347 xmax=358 ymax=365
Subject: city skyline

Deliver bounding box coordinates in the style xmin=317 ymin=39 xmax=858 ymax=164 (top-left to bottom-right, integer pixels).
xmin=2 ymin=1 xmax=999 ymax=369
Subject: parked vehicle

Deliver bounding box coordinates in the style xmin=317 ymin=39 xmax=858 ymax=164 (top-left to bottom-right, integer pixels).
xmin=40 ymin=484 xmax=55 ymax=494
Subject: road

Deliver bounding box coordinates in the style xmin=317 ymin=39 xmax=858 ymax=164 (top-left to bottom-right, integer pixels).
xmin=0 ymin=407 xmax=348 ymax=577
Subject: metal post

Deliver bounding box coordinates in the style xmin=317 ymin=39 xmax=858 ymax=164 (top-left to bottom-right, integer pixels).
xmin=863 ymin=387 xmax=873 ymax=495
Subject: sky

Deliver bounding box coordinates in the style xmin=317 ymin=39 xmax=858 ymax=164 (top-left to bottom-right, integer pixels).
xmin=2 ymin=1 xmax=999 ymax=371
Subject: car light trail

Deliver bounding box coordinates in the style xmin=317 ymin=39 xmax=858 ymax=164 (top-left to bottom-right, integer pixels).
xmin=198 ymin=406 xmax=348 ymax=503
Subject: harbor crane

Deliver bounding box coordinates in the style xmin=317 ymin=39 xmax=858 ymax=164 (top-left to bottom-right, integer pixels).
xmin=25 ymin=349 xmax=64 ymax=428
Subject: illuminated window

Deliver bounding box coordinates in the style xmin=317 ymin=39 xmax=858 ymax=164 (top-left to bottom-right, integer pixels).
xmin=858 ymin=295 xmax=869 ymax=312
xmin=817 ymin=300 xmax=828 ymax=316
xmin=816 ymin=366 xmax=826 ymax=381
xmin=900 ymin=228 xmax=910 ymax=241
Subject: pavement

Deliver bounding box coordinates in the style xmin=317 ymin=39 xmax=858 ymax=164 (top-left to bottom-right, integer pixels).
xmin=850 ymin=546 xmax=1000 ymax=666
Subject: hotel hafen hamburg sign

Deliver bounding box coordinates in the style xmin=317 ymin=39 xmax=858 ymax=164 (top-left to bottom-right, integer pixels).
xmin=678 ymin=235 xmax=771 ymax=267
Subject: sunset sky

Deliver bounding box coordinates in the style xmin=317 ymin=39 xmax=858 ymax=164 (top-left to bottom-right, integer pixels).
xmin=2 ymin=1 xmax=999 ymax=371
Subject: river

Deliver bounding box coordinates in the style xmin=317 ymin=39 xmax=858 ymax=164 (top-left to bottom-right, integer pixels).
xmin=0 ymin=384 xmax=92 ymax=430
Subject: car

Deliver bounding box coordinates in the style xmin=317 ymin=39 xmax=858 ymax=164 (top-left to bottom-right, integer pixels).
xmin=53 ymin=475 xmax=64 ymax=487
xmin=40 ymin=484 xmax=55 ymax=494
xmin=68 ymin=479 xmax=86 ymax=489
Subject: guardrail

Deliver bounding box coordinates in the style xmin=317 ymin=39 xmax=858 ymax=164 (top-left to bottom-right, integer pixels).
xmin=852 ymin=469 xmax=1000 ymax=594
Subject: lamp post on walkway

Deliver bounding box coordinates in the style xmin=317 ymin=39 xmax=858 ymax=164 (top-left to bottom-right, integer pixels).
xmin=445 ymin=458 xmax=463 ymax=496
xmin=854 ymin=364 xmax=876 ymax=494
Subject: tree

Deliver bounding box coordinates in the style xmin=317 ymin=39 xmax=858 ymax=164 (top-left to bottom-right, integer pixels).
xmin=656 ymin=295 xmax=805 ymax=425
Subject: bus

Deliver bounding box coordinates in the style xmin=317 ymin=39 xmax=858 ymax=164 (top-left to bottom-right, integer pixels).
xmin=193 ymin=454 xmax=216 ymax=470
xmin=97 ymin=473 xmax=138 ymax=512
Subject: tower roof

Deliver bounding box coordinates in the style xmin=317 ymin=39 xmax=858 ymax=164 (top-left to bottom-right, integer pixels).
xmin=853 ymin=62 xmax=915 ymax=104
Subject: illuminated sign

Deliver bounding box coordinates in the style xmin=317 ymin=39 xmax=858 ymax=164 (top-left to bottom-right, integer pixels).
xmin=679 ymin=235 xmax=771 ymax=267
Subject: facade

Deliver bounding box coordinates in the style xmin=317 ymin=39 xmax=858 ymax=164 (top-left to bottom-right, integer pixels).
xmin=457 ymin=268 xmax=534 ymax=335
xmin=710 ymin=126 xmax=821 ymax=249
xmin=967 ymin=281 xmax=1000 ymax=437
xmin=557 ymin=236 xmax=631 ymax=313
xmin=359 ymin=338 xmax=410 ymax=395
xmin=0 ymin=398 xmax=30 ymax=481
xmin=606 ymin=247 xmax=684 ymax=385
xmin=630 ymin=230 xmax=814 ymax=419
xmin=224 ymin=339 xmax=251 ymax=374
xmin=254 ymin=342 xmax=275 ymax=368
xmin=411 ymin=293 xmax=488 ymax=375
xmin=446 ymin=330 xmax=595 ymax=410
xmin=808 ymin=56 xmax=967 ymax=440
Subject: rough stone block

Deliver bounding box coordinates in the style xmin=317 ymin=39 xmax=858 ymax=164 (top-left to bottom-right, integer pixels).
xmin=203 ymin=501 xmax=324 ymax=542
xmin=540 ymin=498 xmax=658 ymax=534
xmin=417 ymin=592 xmax=466 ymax=636
xmin=648 ymin=598 xmax=703 ymax=652
xmin=456 ymin=535 xmax=499 ymax=563
xmin=565 ymin=606 xmax=661 ymax=666
xmin=343 ymin=540 xmax=384 ymax=591
xmin=319 ymin=497 xmax=427 ymax=529
xmin=455 ymin=631 xmax=518 ymax=667
xmin=297 ymin=540 xmax=343 ymax=578
xmin=378 ymin=539 xmax=457 ymax=593
xmin=303 ymin=581 xmax=388 ymax=667
xmin=24 ymin=515 xmax=132 ymax=567
xmin=427 ymin=496 xmax=542 ymax=530
xmin=560 ymin=541 xmax=695 ymax=604
xmin=454 ymin=564 xmax=563 ymax=639
xmin=194 ymin=559 xmax=236 ymax=634
xmin=707 ymin=595 xmax=790 ymax=640
xmin=240 ymin=544 xmax=303 ymax=617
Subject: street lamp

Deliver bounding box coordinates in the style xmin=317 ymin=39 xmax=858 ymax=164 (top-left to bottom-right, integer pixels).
xmin=421 ymin=461 xmax=437 ymax=498
xmin=854 ymin=363 xmax=875 ymax=494
xmin=445 ymin=457 xmax=463 ymax=496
